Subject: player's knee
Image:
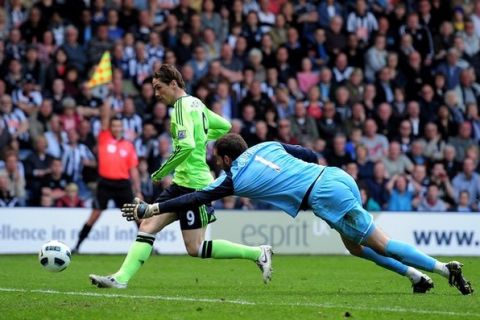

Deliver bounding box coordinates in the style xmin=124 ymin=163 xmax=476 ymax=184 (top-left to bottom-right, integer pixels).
xmin=184 ymin=241 xmax=202 ymax=257
xmin=346 ymin=245 xmax=363 ymax=257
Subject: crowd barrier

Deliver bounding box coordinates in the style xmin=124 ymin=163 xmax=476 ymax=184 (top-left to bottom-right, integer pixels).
xmin=0 ymin=209 xmax=479 ymax=256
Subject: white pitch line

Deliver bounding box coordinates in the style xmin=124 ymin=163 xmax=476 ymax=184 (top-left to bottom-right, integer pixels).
xmin=0 ymin=287 xmax=478 ymax=318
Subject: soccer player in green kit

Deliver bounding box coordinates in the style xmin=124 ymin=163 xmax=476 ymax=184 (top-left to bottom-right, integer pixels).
xmin=89 ymin=64 xmax=272 ymax=288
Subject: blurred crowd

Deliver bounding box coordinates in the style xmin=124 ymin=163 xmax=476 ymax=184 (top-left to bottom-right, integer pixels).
xmin=0 ymin=0 xmax=480 ymax=212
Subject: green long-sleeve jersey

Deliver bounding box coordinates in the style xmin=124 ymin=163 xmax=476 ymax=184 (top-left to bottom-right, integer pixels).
xmin=151 ymin=95 xmax=231 ymax=189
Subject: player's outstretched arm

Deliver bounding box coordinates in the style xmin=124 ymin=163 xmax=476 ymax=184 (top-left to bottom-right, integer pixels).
xmin=205 ymin=108 xmax=232 ymax=141
xmin=122 ymin=174 xmax=234 ymax=221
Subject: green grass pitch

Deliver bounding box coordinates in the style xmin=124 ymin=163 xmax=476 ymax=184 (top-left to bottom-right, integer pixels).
xmin=0 ymin=255 xmax=478 ymax=320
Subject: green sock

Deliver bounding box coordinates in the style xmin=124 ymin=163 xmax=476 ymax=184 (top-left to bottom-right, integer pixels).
xmin=200 ymin=239 xmax=261 ymax=260
xmin=114 ymin=232 xmax=155 ymax=284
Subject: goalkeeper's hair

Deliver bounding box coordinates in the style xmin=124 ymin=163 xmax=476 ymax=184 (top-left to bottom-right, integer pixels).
xmin=216 ymin=133 xmax=248 ymax=160
xmin=153 ymin=64 xmax=185 ymax=89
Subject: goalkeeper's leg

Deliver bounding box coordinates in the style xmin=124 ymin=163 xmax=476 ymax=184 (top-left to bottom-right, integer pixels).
xmin=341 ymin=235 xmax=433 ymax=293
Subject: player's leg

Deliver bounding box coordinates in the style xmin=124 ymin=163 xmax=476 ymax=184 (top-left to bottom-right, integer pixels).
xmin=180 ymin=205 xmax=272 ymax=283
xmin=364 ymin=226 xmax=473 ymax=295
xmin=341 ymin=235 xmax=433 ymax=293
xmin=90 ymin=212 xmax=177 ymax=288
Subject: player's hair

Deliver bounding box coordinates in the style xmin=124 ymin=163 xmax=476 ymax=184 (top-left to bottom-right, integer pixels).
xmin=153 ymin=64 xmax=185 ymax=89
xmin=216 ymin=133 xmax=248 ymax=160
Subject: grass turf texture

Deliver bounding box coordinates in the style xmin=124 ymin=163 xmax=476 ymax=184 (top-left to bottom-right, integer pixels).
xmin=0 ymin=255 xmax=478 ymax=320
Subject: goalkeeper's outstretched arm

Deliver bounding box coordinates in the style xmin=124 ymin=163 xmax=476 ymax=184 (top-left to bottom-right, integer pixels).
xmin=122 ymin=174 xmax=234 ymax=221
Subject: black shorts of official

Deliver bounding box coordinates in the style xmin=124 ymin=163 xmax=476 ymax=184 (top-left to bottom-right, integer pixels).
xmin=155 ymin=184 xmax=216 ymax=230
xmin=94 ymin=178 xmax=134 ymax=210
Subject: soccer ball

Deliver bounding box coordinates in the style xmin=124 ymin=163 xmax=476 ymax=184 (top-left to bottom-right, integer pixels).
xmin=38 ymin=240 xmax=71 ymax=272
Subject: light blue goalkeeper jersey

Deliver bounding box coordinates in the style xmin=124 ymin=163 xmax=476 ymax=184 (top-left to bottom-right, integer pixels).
xmin=223 ymin=142 xmax=323 ymax=216
xmin=158 ymin=141 xmax=324 ymax=217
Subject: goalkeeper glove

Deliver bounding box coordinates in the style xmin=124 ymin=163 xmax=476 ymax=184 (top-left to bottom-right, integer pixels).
xmin=121 ymin=197 xmax=160 ymax=221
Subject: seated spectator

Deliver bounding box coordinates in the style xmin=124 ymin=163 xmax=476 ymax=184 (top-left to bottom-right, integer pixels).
xmin=325 ymin=134 xmax=352 ymax=168
xmin=394 ymin=119 xmax=413 ymax=153
xmin=452 ymin=158 xmax=480 ymax=210
xmin=289 ymin=100 xmax=319 ymax=145
xmin=436 ymin=104 xmax=458 ymax=141
xmin=435 ymin=48 xmax=465 ymax=90
xmin=365 ymin=161 xmax=390 ymax=209
xmin=346 ymin=0 xmax=378 ymax=47
xmin=345 ymin=162 xmax=359 ymax=180
xmin=454 ymin=68 xmax=480 ymax=112
xmin=375 ymin=102 xmax=398 ymax=140
xmin=455 ymin=190 xmax=474 ymax=213
xmin=23 ymin=135 xmax=52 ymax=205
xmin=417 ymin=183 xmax=448 ymax=212
xmin=0 ymin=151 xmax=26 ymax=206
xmin=382 ymin=141 xmax=413 ymax=177
xmin=276 ymin=119 xmax=298 ymax=145
xmin=407 ymin=139 xmax=428 ymax=166
xmin=442 ymin=144 xmax=461 ymax=179
xmin=421 ymin=122 xmax=446 ymax=161
xmin=120 ymin=97 xmax=142 ymax=142
xmin=365 ymin=35 xmax=387 ymax=83
xmin=41 ymin=158 xmax=70 ymax=203
xmin=430 ymin=161 xmax=456 ymax=206
xmin=466 ymin=103 xmax=480 ymax=144
xmin=316 ymin=98 xmax=339 ymax=138
xmin=345 ymin=68 xmax=365 ymax=104
xmin=0 ymin=171 xmax=20 ymax=207
xmin=360 ymin=184 xmax=381 ymax=212
xmin=61 ymin=129 xmax=96 ymax=199
xmin=240 ymin=104 xmax=257 ymax=146
xmin=332 ymin=53 xmax=353 ymax=85
xmin=386 ymin=174 xmax=417 ymax=211
xmin=240 ymin=80 xmax=275 ymax=120
xmin=355 ymin=144 xmax=374 ymax=181
xmin=59 ymin=97 xmax=81 ymax=132
xmin=361 ymin=118 xmax=389 ymax=162
xmin=449 ymin=121 xmax=476 ymax=162
xmin=56 ymin=182 xmax=84 ymax=208
xmin=11 ymin=73 xmax=43 ymax=115
xmin=1 ymin=94 xmax=29 ymax=148
xmin=297 ymin=57 xmax=319 ymax=94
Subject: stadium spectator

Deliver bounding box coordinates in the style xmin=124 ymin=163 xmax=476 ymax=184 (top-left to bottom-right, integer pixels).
xmin=359 ymin=183 xmax=381 ymax=212
xmin=41 ymin=157 xmax=70 ymax=202
xmin=56 ymin=182 xmax=84 ymax=208
xmin=289 ymin=100 xmax=318 ymax=145
xmin=61 ymin=25 xmax=87 ymax=74
xmin=0 ymin=170 xmax=19 ymax=207
xmin=365 ymin=161 xmax=390 ymax=209
xmin=365 ymin=35 xmax=387 ymax=83
xmin=417 ymin=183 xmax=448 ymax=212
xmin=37 ymin=30 xmax=57 ymax=65
xmin=456 ymin=190 xmax=474 ymax=212
xmin=0 ymin=151 xmax=26 ymax=206
xmin=325 ymin=133 xmax=352 ymax=168
xmin=346 ymin=0 xmax=378 ymax=47
xmin=452 ymin=158 xmax=480 ymax=210
xmin=449 ymin=121 xmax=476 ymax=162
xmin=421 ymin=122 xmax=446 ymax=162
xmin=361 ymin=118 xmax=388 ymax=162
xmin=386 ymin=174 xmax=417 ymax=212
xmin=23 ymin=135 xmax=52 ymax=205
xmin=382 ymin=141 xmax=414 ymax=177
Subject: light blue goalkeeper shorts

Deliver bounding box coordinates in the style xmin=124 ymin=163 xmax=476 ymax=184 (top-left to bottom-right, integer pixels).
xmin=308 ymin=167 xmax=375 ymax=244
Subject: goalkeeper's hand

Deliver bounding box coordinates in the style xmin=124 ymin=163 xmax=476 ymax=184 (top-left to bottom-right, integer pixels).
xmin=121 ymin=197 xmax=160 ymax=221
